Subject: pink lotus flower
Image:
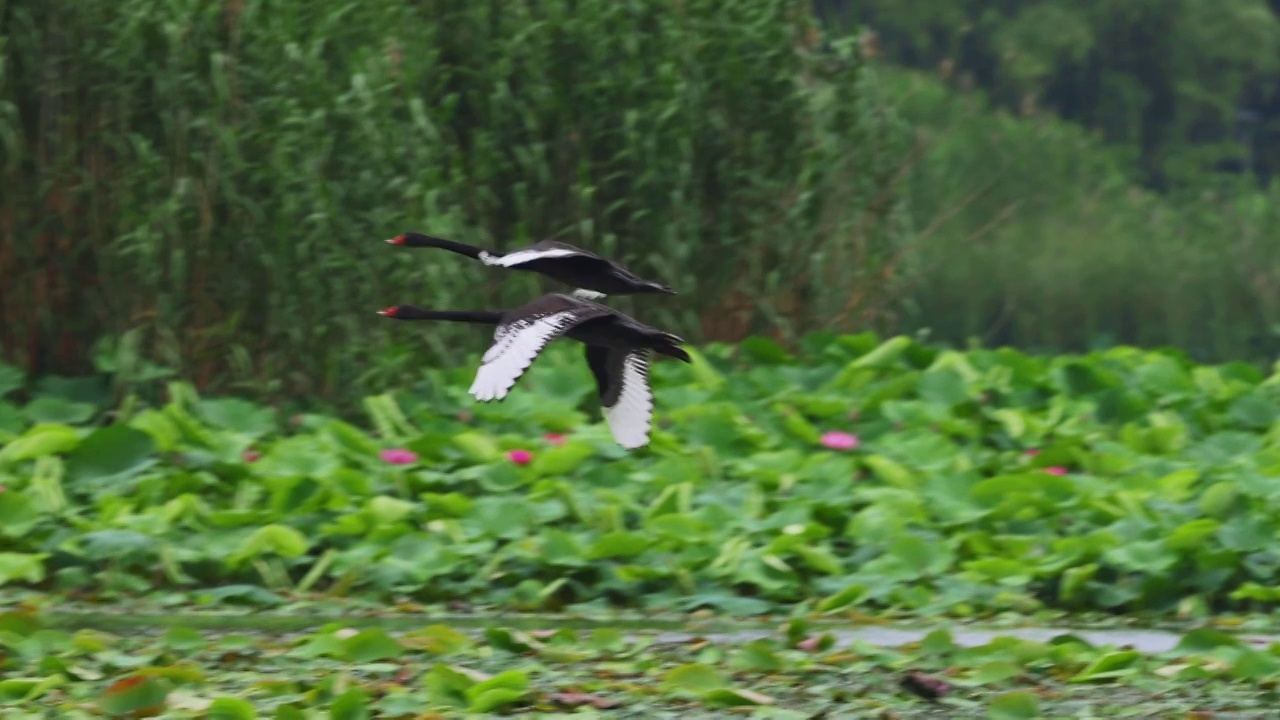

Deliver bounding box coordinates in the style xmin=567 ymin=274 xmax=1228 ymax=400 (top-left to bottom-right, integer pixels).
xmin=1043 ymin=466 xmax=1067 ymax=476
xmin=507 ymin=449 xmax=534 ymax=465
xmin=379 ymin=448 xmax=419 ymax=465
xmin=543 ymin=433 xmax=567 ymax=447
xmin=0 ymin=485 xmax=6 ymax=493
xmin=1024 ymin=449 xmax=1040 ymax=457
xmin=819 ymin=431 xmax=859 ymax=451
xmin=242 ymin=449 xmax=261 ymax=463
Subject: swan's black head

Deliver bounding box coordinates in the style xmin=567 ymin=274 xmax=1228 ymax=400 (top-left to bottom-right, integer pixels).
xmin=386 ymin=232 xmax=432 ymax=246
xmin=377 ymin=305 xmax=504 ymax=325
xmin=378 ymin=304 xmax=423 ymax=319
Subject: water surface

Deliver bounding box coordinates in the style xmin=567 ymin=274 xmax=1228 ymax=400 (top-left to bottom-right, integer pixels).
xmin=42 ymin=611 xmax=1280 ymax=653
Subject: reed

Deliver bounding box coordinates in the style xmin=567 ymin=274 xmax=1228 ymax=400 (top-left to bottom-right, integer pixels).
xmin=8 ymin=1 xmax=1275 ymax=409
xmin=0 ymin=0 xmax=912 ymax=405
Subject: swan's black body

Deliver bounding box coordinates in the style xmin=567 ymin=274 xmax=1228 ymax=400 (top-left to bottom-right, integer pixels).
xmin=378 ymin=293 xmax=689 ymax=449
xmin=386 ymin=232 xmax=676 ymax=299
xmin=378 ymin=293 xmax=689 ymax=363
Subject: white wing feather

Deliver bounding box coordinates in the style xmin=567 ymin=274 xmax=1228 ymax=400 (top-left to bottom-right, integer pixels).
xmin=602 ymin=352 xmax=655 ymax=449
xmin=469 ymin=311 xmax=578 ymax=402
xmin=480 ymin=247 xmax=584 ymax=267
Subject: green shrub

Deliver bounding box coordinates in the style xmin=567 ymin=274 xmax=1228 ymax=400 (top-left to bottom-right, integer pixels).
xmin=885 ymin=69 xmax=1280 ymax=361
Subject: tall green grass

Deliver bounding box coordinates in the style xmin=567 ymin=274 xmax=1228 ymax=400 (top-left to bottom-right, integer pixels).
xmin=7 ymin=1 xmax=1280 ymax=409
xmin=0 ymin=0 xmax=912 ymax=404
xmin=888 ymin=69 xmax=1280 ymax=362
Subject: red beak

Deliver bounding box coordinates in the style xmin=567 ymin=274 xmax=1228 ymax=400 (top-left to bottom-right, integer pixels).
xmin=386 ymin=235 xmax=406 ymax=245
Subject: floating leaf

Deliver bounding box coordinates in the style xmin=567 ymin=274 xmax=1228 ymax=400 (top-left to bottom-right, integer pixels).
xmin=424 ymin=665 xmax=478 ymax=708
xmin=587 ymin=531 xmax=651 ymax=560
xmin=160 ymin=627 xmax=207 ymax=653
xmin=66 ymin=425 xmax=156 ymax=485
xmin=817 ymin=583 xmax=867 ymax=612
xmin=80 ymin=530 xmax=156 ymax=562
xmin=0 ymin=553 xmax=47 ymax=585
xmin=1230 ymin=649 xmax=1280 ymax=680
xmin=661 ymin=663 xmax=726 ymax=697
xmin=1174 ymin=628 xmax=1243 ymax=654
xmin=918 ymin=368 xmax=969 ymax=406
xmin=738 ymin=336 xmax=794 ymax=365
xmin=452 ymin=432 xmax=501 ymax=463
xmin=197 ymin=398 xmax=278 ymax=436
xmin=703 ymin=688 xmax=775 ymax=707
xmin=341 ymin=628 xmax=405 ymax=663
xmin=970 ymin=660 xmax=1022 ymax=684
xmin=329 ymin=687 xmax=371 ymax=720
xmin=22 ymin=397 xmax=96 ymax=425
xmin=0 ymin=675 xmax=65 ymax=703
xmin=862 ymin=454 xmax=915 ymax=488
xmin=987 ymin=690 xmax=1041 ymax=719
xmin=464 ymin=670 xmax=529 ymax=713
xmin=364 ymin=496 xmax=417 ymax=525
xmin=0 ymin=492 xmax=38 ymax=537
xmin=98 ymin=675 xmax=170 ymax=716
xmin=0 ymin=424 xmax=81 ymax=464
xmin=228 ymin=525 xmax=309 ymax=566
xmin=253 ymin=436 xmax=339 ymax=479
xmin=208 ymin=697 xmax=256 ymax=720
xmin=529 ymin=442 xmax=594 ymax=477
xmin=402 ymin=625 xmax=472 ymax=656
xmin=731 ymin=640 xmax=785 ymax=672
xmin=1070 ymin=650 xmax=1141 ymax=682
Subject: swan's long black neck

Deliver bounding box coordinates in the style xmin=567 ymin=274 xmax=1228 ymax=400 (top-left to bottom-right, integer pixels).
xmin=389 ymin=307 xmax=503 ymax=324
xmin=402 ymin=234 xmax=490 ymax=259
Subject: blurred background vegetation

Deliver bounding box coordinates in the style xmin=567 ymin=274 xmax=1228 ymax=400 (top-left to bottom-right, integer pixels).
xmin=4 ymin=0 xmax=1280 ymax=407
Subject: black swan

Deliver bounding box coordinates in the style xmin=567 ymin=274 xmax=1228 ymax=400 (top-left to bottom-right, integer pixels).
xmin=386 ymin=232 xmax=676 ymax=300
xmin=378 ymin=293 xmax=690 ymax=448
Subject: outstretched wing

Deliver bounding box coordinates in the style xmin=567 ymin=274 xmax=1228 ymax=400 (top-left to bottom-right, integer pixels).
xmin=469 ymin=300 xmax=606 ymax=402
xmin=584 ymin=346 xmax=655 ymax=450
xmin=481 ymin=241 xmax=602 ymax=269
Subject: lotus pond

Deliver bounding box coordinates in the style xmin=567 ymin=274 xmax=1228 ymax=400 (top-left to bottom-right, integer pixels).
xmin=5 ymin=333 xmax=1280 ymax=715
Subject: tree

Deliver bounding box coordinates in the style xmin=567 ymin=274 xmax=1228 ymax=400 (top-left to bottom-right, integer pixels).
xmin=827 ymin=0 xmax=1280 ymax=186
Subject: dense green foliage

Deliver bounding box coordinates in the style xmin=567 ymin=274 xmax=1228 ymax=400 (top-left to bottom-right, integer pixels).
xmin=837 ymin=0 xmax=1280 ymax=185
xmin=7 ymin=0 xmax=1280 ymax=403
xmin=7 ymin=334 xmax=1280 ymax=618
xmin=0 ymin=0 xmax=909 ymax=401
xmin=9 ymin=4 xmax=1280 ymax=714
xmin=6 ymin=607 xmax=1280 ymax=716
xmin=888 ymin=70 xmax=1280 ymax=360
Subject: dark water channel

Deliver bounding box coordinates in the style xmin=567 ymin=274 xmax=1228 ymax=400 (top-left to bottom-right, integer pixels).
xmin=40 ymin=611 xmax=1280 ymax=653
